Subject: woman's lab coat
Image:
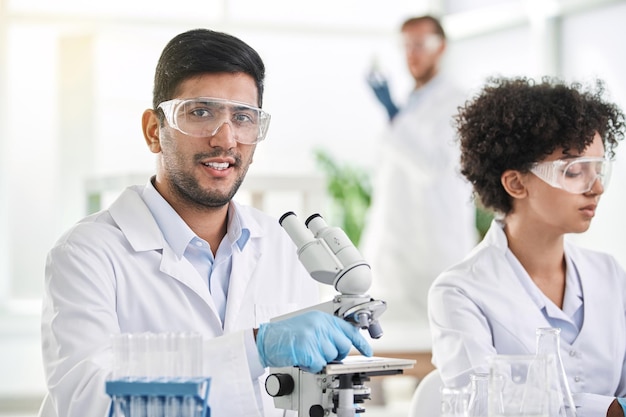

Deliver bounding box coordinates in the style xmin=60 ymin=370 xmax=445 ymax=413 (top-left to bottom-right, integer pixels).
xmin=429 ymin=220 xmax=626 ymax=417
xmin=39 ymin=185 xmax=319 ymax=417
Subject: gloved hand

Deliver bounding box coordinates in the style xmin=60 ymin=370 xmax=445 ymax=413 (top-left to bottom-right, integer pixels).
xmin=256 ymin=310 xmax=373 ymax=373
xmin=367 ymin=71 xmax=399 ymax=121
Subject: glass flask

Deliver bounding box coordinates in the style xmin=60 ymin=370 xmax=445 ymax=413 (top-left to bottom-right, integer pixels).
xmin=535 ymin=328 xmax=577 ymax=417
xmin=488 ymin=354 xmax=549 ymax=417
xmin=440 ymin=386 xmax=468 ymax=417
xmin=467 ymin=373 xmax=489 ymax=417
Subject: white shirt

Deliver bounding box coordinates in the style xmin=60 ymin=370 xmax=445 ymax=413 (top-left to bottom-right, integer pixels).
xmin=429 ymin=219 xmax=626 ymax=417
xmin=39 ymin=181 xmax=319 ymax=417
xmin=142 ymin=180 xmax=245 ymax=325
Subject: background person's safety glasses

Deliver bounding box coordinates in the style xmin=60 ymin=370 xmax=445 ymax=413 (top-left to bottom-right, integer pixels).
xmin=158 ymin=97 xmax=271 ymax=145
xmin=529 ymin=156 xmax=612 ymax=194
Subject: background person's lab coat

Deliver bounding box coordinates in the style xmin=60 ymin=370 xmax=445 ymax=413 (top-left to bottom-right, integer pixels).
xmin=39 ymin=185 xmax=320 ymax=417
xmin=360 ymin=75 xmax=477 ymax=326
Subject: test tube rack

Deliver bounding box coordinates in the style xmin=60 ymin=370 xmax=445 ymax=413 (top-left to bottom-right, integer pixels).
xmin=106 ymin=377 xmax=211 ymax=417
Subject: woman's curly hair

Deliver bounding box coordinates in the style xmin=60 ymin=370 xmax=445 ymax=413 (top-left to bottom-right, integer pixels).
xmin=456 ymin=76 xmax=625 ymax=215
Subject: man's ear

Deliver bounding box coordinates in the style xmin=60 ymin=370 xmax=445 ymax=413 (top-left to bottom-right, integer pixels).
xmin=142 ymin=109 xmax=161 ymax=153
xmin=501 ymin=169 xmax=528 ymax=199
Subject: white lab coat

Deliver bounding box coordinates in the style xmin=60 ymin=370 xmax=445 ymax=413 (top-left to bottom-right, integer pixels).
xmin=429 ymin=220 xmax=626 ymax=417
xmin=360 ymin=75 xmax=477 ymax=324
xmin=39 ymin=185 xmax=320 ymax=417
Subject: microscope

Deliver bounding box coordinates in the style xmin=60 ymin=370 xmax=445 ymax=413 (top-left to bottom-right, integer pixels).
xmin=265 ymin=212 xmax=415 ymax=417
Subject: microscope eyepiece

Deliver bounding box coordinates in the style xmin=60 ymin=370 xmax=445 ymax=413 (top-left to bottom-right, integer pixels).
xmin=305 ymin=213 xmax=322 ymax=227
xmin=279 ymin=211 xmax=296 ymax=226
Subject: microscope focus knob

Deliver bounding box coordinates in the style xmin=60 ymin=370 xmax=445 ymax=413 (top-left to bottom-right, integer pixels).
xmin=309 ymin=404 xmax=325 ymax=417
xmin=265 ymin=373 xmax=294 ymax=397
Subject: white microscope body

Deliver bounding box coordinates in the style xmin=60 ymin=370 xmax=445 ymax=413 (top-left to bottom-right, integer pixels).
xmin=265 ymin=212 xmax=414 ymax=417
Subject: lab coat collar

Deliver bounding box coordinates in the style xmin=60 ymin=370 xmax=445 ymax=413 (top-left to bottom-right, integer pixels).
xmin=482 ymin=219 xmax=586 ymax=345
xmin=471 ymin=220 xmax=556 ymax=352
xmin=138 ymin=180 xmax=252 ymax=258
xmin=469 ymin=218 xmax=510 ymax=257
xmin=109 ymin=180 xmax=265 ymax=254
xmin=108 ymin=182 xmax=266 ymax=328
xmin=108 ymin=185 xmax=215 ymax=308
xmin=108 ymin=184 xmax=165 ymax=252
xmin=140 ymin=179 xmax=196 ymax=258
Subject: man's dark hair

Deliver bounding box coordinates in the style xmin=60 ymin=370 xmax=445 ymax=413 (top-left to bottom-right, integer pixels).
xmin=401 ymin=15 xmax=446 ymax=39
xmin=456 ymin=76 xmax=625 ymax=215
xmin=152 ymin=28 xmax=266 ymax=113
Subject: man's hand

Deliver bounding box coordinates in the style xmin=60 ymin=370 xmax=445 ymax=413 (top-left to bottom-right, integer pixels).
xmin=256 ymin=310 xmax=373 ymax=373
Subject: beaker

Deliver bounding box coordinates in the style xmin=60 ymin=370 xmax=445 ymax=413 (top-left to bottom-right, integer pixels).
xmin=488 ymin=354 xmax=549 ymax=417
xmin=440 ymin=385 xmax=468 ymax=417
xmin=467 ymin=372 xmax=489 ymax=417
xmin=535 ymin=328 xmax=577 ymax=417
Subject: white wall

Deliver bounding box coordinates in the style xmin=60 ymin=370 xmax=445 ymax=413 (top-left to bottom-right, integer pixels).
xmin=559 ymin=2 xmax=626 ymax=263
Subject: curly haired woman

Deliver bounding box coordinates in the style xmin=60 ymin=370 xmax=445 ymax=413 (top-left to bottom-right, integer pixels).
xmin=428 ymin=76 xmax=626 ymax=417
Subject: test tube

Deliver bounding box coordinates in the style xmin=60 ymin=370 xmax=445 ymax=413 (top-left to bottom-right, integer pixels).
xmin=111 ymin=333 xmax=130 ymax=380
xmin=179 ymin=332 xmax=203 ymax=378
xmin=165 ymin=395 xmax=181 ymax=417
xmin=147 ymin=395 xmax=164 ymax=417
xmin=164 ymin=332 xmax=179 ymax=379
xmin=129 ymin=333 xmax=149 ymax=417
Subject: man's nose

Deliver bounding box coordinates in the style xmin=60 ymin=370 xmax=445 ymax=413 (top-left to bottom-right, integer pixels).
xmin=208 ymin=120 xmax=237 ymax=148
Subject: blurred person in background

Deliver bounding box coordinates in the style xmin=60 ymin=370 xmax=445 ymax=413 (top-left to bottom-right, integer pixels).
xmin=361 ymin=15 xmax=477 ymax=324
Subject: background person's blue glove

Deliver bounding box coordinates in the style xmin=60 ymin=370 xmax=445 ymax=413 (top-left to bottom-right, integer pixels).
xmin=256 ymin=310 xmax=373 ymax=373
xmin=367 ymin=71 xmax=399 ymax=121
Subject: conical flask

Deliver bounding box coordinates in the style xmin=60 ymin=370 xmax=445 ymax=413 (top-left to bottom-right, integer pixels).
xmin=466 ymin=373 xmax=489 ymax=417
xmin=535 ymin=328 xmax=577 ymax=417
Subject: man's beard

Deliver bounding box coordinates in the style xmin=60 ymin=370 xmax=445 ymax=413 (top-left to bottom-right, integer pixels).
xmin=167 ymin=153 xmax=250 ymax=210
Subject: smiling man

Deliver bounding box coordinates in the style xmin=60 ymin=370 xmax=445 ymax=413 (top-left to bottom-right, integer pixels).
xmin=39 ymin=28 xmax=372 ymax=417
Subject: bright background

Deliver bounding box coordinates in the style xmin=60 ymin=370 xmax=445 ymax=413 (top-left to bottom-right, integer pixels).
xmin=2 ymin=0 xmax=626 ymax=415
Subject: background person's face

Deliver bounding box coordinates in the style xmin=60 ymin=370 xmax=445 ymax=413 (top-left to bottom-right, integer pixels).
xmin=402 ymin=22 xmax=444 ymax=86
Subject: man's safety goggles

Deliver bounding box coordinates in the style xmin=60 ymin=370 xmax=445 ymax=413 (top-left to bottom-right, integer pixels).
xmin=529 ymin=156 xmax=612 ymax=194
xmin=158 ymin=97 xmax=271 ymax=145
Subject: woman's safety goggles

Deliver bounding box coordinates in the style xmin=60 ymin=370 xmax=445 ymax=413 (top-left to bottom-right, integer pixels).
xmin=529 ymin=156 xmax=612 ymax=194
xmin=158 ymin=97 xmax=271 ymax=145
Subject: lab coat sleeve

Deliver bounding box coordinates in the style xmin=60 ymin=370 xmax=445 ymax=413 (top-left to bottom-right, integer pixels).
xmin=428 ymin=271 xmax=497 ymax=388
xmin=41 ymin=231 xmax=121 ymax=417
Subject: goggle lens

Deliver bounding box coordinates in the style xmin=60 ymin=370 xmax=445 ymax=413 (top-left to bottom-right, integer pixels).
xmin=158 ymin=98 xmax=271 ymax=144
xmin=530 ymin=157 xmax=612 ymax=194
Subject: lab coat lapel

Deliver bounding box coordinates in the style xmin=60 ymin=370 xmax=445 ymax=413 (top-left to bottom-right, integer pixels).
xmin=110 ymin=186 xmax=222 ymax=326
xmin=223 ymin=238 xmax=261 ymax=332
xmin=158 ymin=245 xmax=221 ymax=318
xmin=482 ymin=221 xmax=552 ymax=350
xmin=565 ymin=243 xmax=595 ymax=341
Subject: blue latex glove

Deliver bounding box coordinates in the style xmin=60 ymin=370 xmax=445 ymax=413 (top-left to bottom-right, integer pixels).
xmin=367 ymin=71 xmax=399 ymax=121
xmin=256 ymin=310 xmax=373 ymax=373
